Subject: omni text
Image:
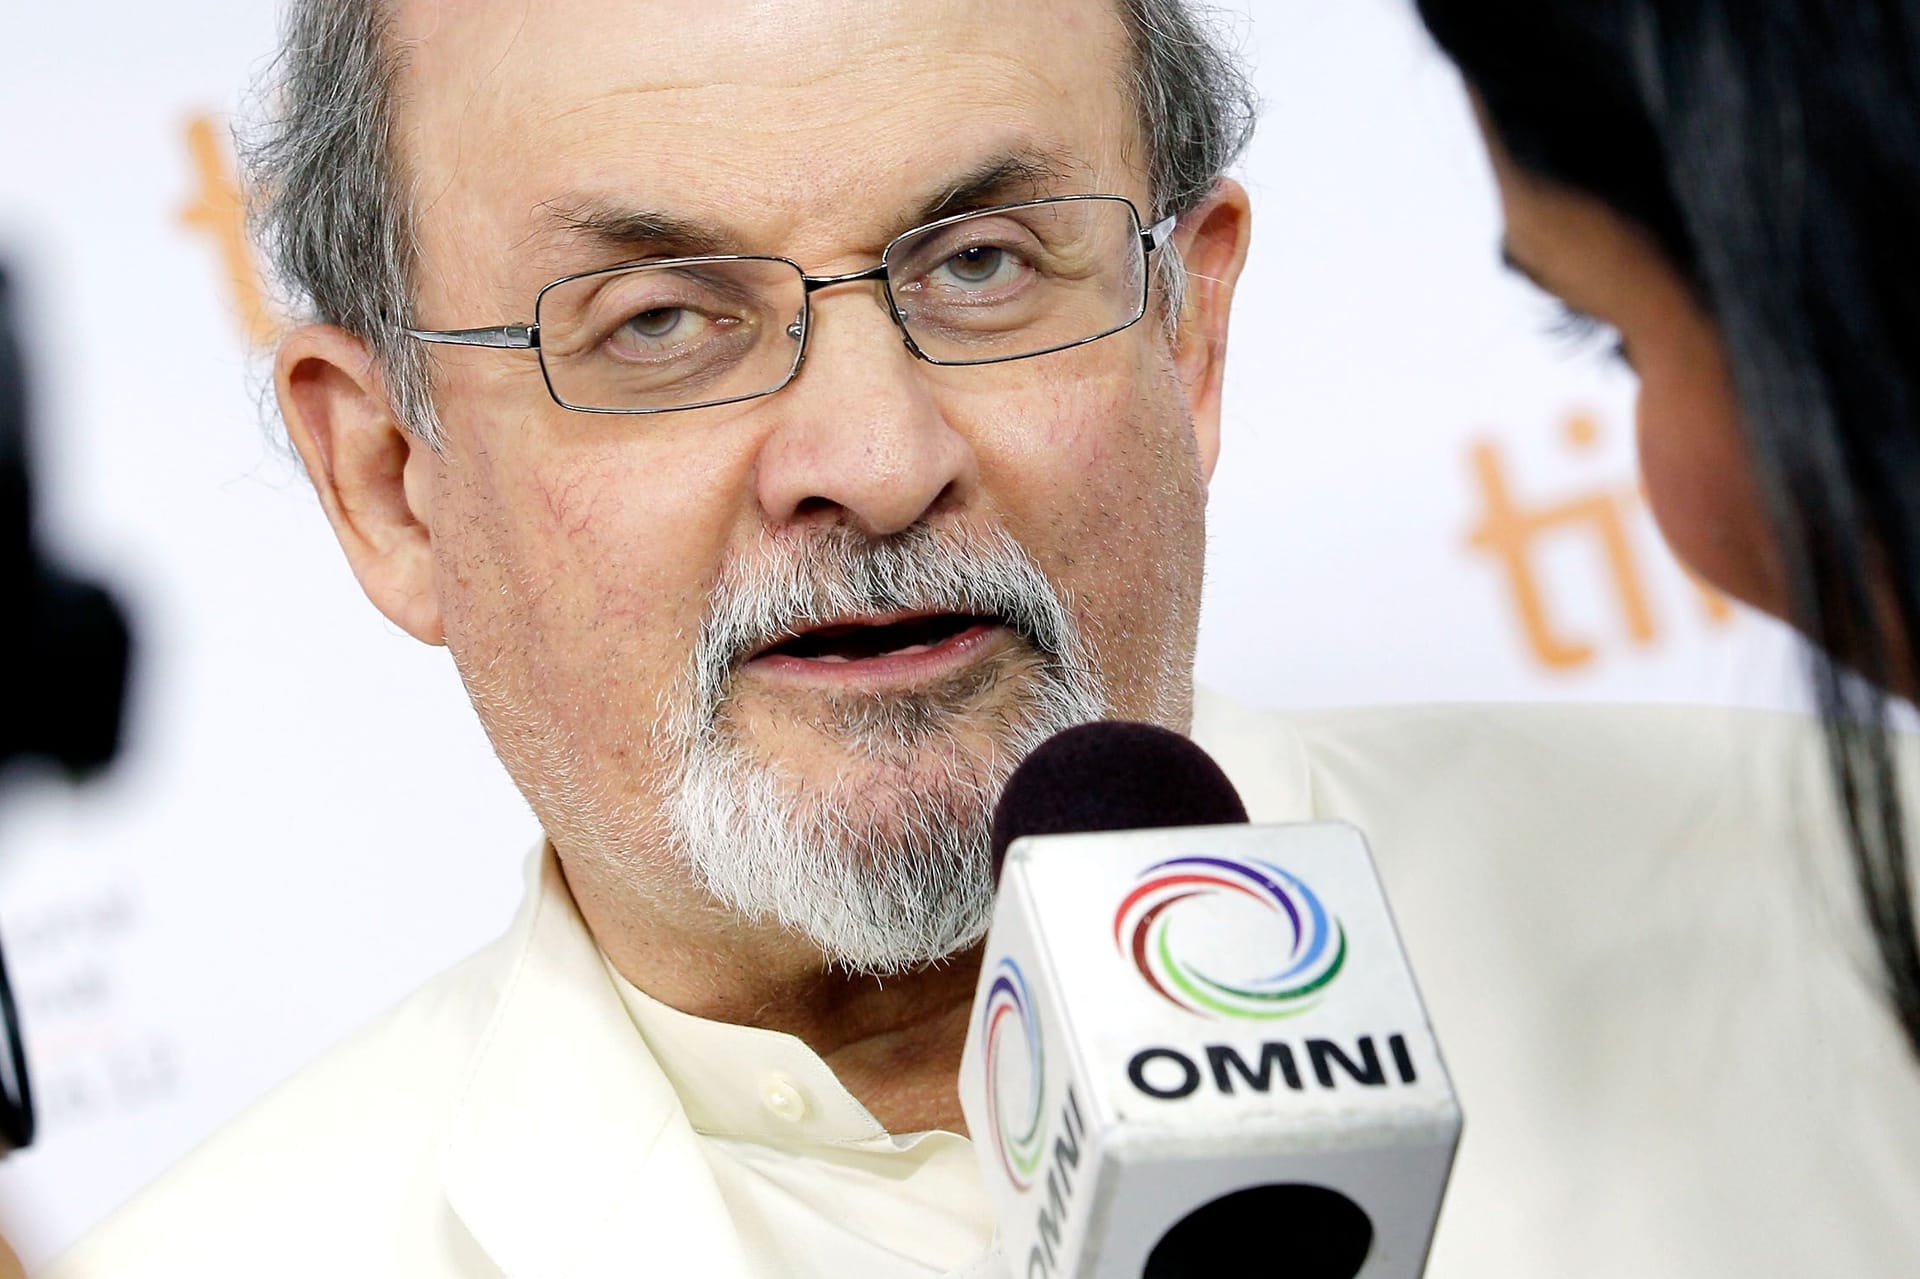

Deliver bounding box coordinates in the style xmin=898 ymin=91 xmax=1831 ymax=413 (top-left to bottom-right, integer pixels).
xmin=1126 ymin=1033 xmax=1420 ymax=1100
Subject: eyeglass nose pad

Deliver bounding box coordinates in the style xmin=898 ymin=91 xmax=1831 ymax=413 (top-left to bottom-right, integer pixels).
xmin=890 ymin=303 xmax=920 ymax=352
xmin=786 ymin=313 xmax=805 ymax=342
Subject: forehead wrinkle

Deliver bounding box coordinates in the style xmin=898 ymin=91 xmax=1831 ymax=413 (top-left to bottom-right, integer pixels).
xmin=403 ymin=0 xmax=1139 ymax=144
xmin=516 ymin=88 xmax=1111 ymax=213
xmin=517 ymin=12 xmax=1051 ymax=113
xmin=516 ymin=141 xmax=1098 ymax=280
xmin=410 ymin=0 xmax=1135 ymax=189
xmin=495 ymin=10 xmax=1124 ymax=141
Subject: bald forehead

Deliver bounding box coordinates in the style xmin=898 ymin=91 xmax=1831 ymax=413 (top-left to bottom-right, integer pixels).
xmin=391 ymin=0 xmax=1140 ymax=130
xmin=388 ymin=0 xmax=1151 ymax=297
xmin=397 ymin=1 xmax=1141 ymax=190
xmin=393 ymin=0 xmax=1136 ymax=65
xmin=392 ymin=0 xmax=1135 ymax=81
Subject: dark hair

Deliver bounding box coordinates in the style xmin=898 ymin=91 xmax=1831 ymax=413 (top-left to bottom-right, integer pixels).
xmin=1415 ymin=0 xmax=1920 ymax=1058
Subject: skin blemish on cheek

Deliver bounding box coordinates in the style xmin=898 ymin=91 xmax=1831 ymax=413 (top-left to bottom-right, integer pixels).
xmin=540 ymin=471 xmax=603 ymax=538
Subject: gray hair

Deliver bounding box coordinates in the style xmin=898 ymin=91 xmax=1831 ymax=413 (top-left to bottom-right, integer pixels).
xmin=242 ymin=1 xmax=1258 ymax=447
xmin=241 ymin=1 xmax=440 ymax=440
xmin=659 ymin=523 xmax=1110 ymax=972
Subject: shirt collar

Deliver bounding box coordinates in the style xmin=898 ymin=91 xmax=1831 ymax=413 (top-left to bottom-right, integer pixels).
xmin=440 ymin=846 xmax=757 ymax=1279
xmin=607 ymin=960 xmax=944 ymax=1151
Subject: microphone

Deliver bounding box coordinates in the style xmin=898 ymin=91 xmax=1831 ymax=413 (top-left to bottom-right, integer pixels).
xmin=959 ymin=723 xmax=1461 ymax=1278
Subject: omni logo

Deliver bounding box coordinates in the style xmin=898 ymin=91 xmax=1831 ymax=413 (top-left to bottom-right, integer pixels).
xmin=1113 ymin=856 xmax=1348 ymax=1020
xmin=981 ymin=957 xmax=1048 ymax=1191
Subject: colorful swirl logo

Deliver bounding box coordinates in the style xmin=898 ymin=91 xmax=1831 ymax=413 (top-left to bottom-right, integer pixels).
xmin=1113 ymin=855 xmax=1347 ymax=1020
xmin=980 ymin=957 xmax=1048 ymax=1191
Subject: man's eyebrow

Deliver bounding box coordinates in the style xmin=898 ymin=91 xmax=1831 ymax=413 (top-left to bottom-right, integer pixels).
xmin=536 ymin=203 xmax=740 ymax=264
xmin=910 ymin=150 xmax=1087 ymax=228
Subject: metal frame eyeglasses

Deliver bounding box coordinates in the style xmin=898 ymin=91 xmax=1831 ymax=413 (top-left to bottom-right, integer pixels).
xmin=406 ymin=194 xmax=1177 ymax=416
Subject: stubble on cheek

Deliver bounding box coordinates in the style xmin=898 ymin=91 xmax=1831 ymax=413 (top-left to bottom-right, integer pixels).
xmin=1015 ymin=359 xmax=1209 ymax=731
xmin=426 ymin=441 xmax=704 ymax=859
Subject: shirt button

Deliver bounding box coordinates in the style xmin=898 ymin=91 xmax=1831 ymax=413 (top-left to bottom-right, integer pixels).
xmin=760 ymin=1073 xmax=808 ymax=1123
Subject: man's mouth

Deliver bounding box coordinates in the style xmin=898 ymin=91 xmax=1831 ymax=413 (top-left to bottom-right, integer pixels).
xmin=745 ymin=611 xmax=1006 ymax=676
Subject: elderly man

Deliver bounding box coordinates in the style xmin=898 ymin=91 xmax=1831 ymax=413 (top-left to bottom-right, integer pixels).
xmin=46 ymin=1 xmax=1920 ymax=1277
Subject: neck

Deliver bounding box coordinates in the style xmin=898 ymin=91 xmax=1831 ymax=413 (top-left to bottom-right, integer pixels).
xmin=559 ymin=846 xmax=982 ymax=1135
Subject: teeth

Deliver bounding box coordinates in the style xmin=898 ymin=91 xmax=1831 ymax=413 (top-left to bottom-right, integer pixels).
xmin=793 ymin=641 xmax=941 ymax=664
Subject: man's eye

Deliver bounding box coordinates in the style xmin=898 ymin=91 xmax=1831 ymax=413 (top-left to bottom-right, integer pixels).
xmin=623 ymin=307 xmax=696 ymax=341
xmin=934 ymin=245 xmax=1024 ymax=289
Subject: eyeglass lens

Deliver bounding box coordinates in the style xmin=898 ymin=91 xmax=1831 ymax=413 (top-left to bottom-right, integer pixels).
xmin=533 ymin=197 xmax=1148 ymax=413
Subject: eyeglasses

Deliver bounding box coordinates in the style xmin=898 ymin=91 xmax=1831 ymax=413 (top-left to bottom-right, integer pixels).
xmin=407 ymin=195 xmax=1175 ymax=415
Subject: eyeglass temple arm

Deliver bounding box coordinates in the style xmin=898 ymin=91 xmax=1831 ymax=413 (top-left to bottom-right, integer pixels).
xmin=406 ymin=323 xmax=540 ymax=350
xmin=1142 ymin=214 xmax=1177 ymax=254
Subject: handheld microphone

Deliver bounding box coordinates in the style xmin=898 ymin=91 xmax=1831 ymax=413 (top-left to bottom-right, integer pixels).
xmin=959 ymin=722 xmax=1461 ymax=1278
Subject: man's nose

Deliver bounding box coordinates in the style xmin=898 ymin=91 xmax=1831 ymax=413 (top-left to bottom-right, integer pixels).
xmin=752 ymin=287 xmax=979 ymax=536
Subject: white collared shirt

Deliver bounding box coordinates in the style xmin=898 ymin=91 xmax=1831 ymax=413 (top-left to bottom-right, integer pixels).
xmin=43 ymin=695 xmax=1920 ymax=1278
xmin=607 ymin=964 xmax=995 ymax=1278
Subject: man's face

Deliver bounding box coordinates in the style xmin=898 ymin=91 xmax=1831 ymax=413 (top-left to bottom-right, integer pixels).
xmin=381 ymin=0 xmax=1237 ymax=965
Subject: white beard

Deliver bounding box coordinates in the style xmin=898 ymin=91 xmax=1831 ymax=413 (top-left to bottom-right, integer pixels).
xmin=658 ymin=524 xmax=1108 ymax=974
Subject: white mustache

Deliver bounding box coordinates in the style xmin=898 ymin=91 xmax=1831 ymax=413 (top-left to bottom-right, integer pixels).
xmin=690 ymin=524 xmax=1086 ymax=714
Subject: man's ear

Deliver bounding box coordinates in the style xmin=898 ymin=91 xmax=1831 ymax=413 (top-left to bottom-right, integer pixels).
xmin=1167 ymin=177 xmax=1253 ymax=482
xmin=277 ymin=325 xmax=446 ymax=645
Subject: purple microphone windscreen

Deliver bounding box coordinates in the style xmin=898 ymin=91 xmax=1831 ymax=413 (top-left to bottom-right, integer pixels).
xmin=989 ymin=721 xmax=1250 ymax=879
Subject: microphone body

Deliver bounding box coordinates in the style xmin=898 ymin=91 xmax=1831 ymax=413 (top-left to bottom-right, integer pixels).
xmin=961 ymin=729 xmax=1460 ymax=1278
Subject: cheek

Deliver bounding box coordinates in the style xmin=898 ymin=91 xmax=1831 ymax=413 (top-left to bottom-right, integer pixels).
xmin=962 ymin=348 xmax=1207 ymax=712
xmin=431 ymin=418 xmax=742 ymax=730
xmin=969 ymin=340 xmax=1199 ymax=505
xmin=1634 ymin=366 xmax=1784 ymax=616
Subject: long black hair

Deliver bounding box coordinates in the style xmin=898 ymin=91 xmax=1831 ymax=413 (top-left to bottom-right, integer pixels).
xmin=1415 ymin=0 xmax=1920 ymax=1059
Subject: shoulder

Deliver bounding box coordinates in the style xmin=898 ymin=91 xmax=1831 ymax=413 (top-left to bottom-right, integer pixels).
xmin=43 ymin=942 xmax=512 ymax=1278
xmin=1194 ymin=691 xmax=1854 ymax=867
xmin=1197 ymin=693 xmax=1920 ymax=1273
xmin=1207 ymin=691 xmax=1813 ymax=757
xmin=1199 ymin=691 xmax=1826 ymax=805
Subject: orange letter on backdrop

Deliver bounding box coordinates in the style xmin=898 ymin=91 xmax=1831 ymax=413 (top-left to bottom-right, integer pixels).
xmin=1465 ymin=415 xmax=1658 ymax=672
xmin=180 ymin=114 xmax=277 ymax=347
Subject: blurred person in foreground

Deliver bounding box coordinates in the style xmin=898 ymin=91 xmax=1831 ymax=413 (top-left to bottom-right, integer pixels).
xmin=1415 ymin=4 xmax=1920 ymax=1066
xmin=1 ymin=255 xmax=130 ymax=1278
xmin=43 ymin=2 xmax=1920 ymax=1277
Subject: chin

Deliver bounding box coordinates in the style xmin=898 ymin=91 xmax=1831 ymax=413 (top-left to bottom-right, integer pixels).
xmin=1645 ymin=486 xmax=1786 ymax=620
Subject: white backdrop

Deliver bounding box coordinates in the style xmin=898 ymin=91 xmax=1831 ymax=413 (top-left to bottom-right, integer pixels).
xmin=0 ymin=1 xmax=1806 ymax=1267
